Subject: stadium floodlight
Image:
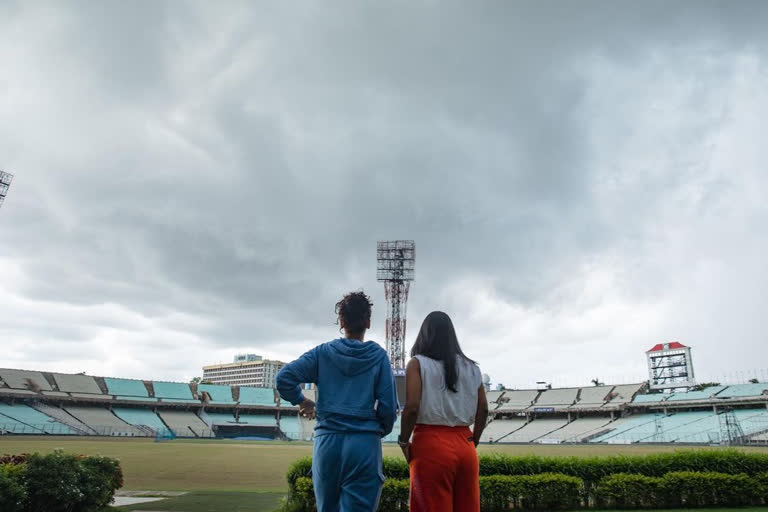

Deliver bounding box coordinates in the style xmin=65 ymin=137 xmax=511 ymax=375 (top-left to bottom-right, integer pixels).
xmin=0 ymin=170 xmax=14 ymax=210
xmin=377 ymin=240 xmax=415 ymax=373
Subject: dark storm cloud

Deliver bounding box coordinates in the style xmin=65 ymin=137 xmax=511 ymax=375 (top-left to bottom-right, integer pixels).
xmin=2 ymin=0 xmax=768 ymax=383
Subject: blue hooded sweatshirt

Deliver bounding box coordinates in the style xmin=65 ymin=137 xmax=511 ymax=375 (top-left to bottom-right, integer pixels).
xmin=275 ymin=338 xmax=398 ymax=437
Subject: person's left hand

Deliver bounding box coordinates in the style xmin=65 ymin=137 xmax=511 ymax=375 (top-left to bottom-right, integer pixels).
xmin=400 ymin=442 xmax=411 ymax=463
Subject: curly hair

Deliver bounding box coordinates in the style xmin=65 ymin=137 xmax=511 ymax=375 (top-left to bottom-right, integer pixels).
xmin=335 ymin=290 xmax=373 ymax=336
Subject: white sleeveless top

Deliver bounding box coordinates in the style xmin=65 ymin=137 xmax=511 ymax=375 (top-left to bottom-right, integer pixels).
xmin=414 ymin=355 xmax=482 ymax=426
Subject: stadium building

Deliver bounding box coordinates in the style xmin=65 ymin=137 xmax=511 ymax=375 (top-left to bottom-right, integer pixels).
xmin=1 ymin=362 xmax=767 ymax=446
xmin=202 ymin=354 xmax=285 ymax=387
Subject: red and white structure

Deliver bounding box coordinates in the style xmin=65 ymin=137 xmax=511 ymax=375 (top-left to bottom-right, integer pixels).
xmin=377 ymin=240 xmax=415 ymax=373
xmin=646 ymin=341 xmax=696 ymax=391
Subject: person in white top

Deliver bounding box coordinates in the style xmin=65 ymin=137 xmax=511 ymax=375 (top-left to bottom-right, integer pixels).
xmin=398 ymin=311 xmax=488 ymax=512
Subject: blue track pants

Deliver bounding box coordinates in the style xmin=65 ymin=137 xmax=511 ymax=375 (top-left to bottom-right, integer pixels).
xmin=312 ymin=432 xmax=384 ymax=512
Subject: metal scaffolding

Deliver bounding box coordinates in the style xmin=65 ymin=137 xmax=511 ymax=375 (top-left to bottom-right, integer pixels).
xmin=377 ymin=240 xmax=415 ymax=372
xmin=0 ymin=170 xmax=13 ymax=210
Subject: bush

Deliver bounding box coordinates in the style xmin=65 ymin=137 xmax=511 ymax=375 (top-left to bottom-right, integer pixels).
xmin=661 ymin=471 xmax=758 ymax=508
xmin=378 ymin=479 xmax=409 ymax=511
xmin=283 ymin=450 xmax=768 ymax=511
xmin=1 ymin=451 xmax=122 ymax=512
xmin=595 ymin=473 xmax=663 ymax=509
xmin=479 ymin=474 xmax=582 ymax=511
xmin=0 ymin=464 xmax=27 ymax=512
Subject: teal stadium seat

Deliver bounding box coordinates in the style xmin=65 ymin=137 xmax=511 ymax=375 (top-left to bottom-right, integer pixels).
xmin=718 ymin=383 xmax=768 ymax=398
xmin=204 ymin=412 xmax=237 ymax=425
xmin=112 ymin=408 xmax=169 ymax=434
xmin=238 ymin=413 xmax=277 ymax=426
xmin=279 ymin=414 xmax=301 ymax=439
xmin=197 ymin=384 xmax=235 ymax=404
xmin=666 ymin=387 xmax=726 ymax=401
xmin=152 ymin=381 xmax=197 ymax=402
xmin=239 ymin=387 xmax=277 ymax=406
xmin=0 ymin=403 xmax=74 ymax=434
xmin=105 ymin=378 xmax=149 ymax=398
xmin=632 ymin=394 xmax=667 ymax=403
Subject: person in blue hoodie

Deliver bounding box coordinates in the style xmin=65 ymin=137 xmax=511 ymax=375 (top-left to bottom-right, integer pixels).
xmin=276 ymin=290 xmax=398 ymax=512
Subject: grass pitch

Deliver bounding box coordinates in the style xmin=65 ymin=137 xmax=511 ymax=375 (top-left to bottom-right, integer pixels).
xmin=2 ymin=436 xmax=768 ymax=493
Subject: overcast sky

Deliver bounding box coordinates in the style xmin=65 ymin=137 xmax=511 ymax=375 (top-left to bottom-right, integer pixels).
xmin=2 ymin=1 xmax=768 ymax=389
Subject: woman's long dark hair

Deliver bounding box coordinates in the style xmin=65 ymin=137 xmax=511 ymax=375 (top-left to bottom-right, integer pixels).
xmin=410 ymin=311 xmax=474 ymax=393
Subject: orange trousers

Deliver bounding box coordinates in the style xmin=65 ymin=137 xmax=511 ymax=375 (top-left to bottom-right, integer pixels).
xmin=409 ymin=424 xmax=480 ymax=512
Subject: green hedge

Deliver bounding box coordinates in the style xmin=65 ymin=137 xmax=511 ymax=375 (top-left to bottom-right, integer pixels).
xmin=596 ymin=471 xmax=762 ymax=509
xmin=480 ymin=474 xmax=582 ymax=511
xmin=283 ymin=450 xmax=768 ymax=511
xmin=0 ymin=451 xmax=123 ymax=512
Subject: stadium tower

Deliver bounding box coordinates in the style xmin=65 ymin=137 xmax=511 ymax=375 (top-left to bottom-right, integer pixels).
xmin=377 ymin=240 xmax=415 ymax=373
xmin=0 ymin=170 xmax=13 ymax=210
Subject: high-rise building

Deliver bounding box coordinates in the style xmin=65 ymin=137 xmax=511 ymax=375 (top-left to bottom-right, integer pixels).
xmin=202 ymin=355 xmax=286 ymax=387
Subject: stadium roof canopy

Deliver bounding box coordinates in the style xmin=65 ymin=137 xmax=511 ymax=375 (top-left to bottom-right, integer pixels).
xmin=646 ymin=341 xmax=687 ymax=352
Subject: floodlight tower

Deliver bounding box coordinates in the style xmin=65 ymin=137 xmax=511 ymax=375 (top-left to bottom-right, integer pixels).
xmin=377 ymin=240 xmax=415 ymax=373
xmin=0 ymin=171 xmax=13 ymax=210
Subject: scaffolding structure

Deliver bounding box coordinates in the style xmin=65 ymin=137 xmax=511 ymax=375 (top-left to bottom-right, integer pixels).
xmin=0 ymin=170 xmax=13 ymax=210
xmin=377 ymin=240 xmax=415 ymax=372
xmin=646 ymin=342 xmax=696 ymax=391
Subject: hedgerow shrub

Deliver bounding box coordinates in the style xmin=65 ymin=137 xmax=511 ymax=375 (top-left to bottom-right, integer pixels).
xmin=283 ymin=450 xmax=768 ymax=511
xmin=662 ymin=471 xmax=757 ymax=508
xmin=0 ymin=464 xmax=27 ymax=512
xmin=595 ymin=473 xmax=663 ymax=509
xmin=0 ymin=451 xmax=122 ymax=512
xmin=479 ymin=474 xmax=582 ymax=511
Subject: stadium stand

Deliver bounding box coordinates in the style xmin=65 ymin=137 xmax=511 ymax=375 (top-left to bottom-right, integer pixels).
xmin=239 ymin=413 xmax=278 ymax=426
xmin=572 ymin=386 xmax=614 ymax=408
xmin=238 ymin=386 xmax=277 ymax=406
xmin=0 ymin=388 xmax=38 ymax=396
xmin=279 ymin=414 xmax=301 ymax=439
xmin=0 ymin=369 xmax=52 ymax=391
xmin=718 ymin=383 xmax=768 ymax=398
xmin=534 ymin=388 xmax=578 ymax=408
xmin=158 ymin=410 xmax=213 ymax=437
xmin=606 ymin=383 xmax=644 ymax=405
xmin=0 ymin=403 xmax=75 ymax=434
xmin=382 ymin=415 xmax=403 ymax=443
xmin=0 ymin=412 xmax=44 ymax=434
xmin=197 ymin=384 xmax=235 ymax=404
xmin=105 ymin=378 xmax=149 ymax=398
xmin=31 ymin=402 xmax=97 ymax=435
xmin=152 ymin=381 xmax=197 ymax=403
xmin=540 ymin=417 xmax=614 ymax=442
xmin=112 ymin=408 xmax=170 ymax=435
xmin=203 ymin=412 xmax=238 ymax=425
xmin=495 ymin=390 xmax=539 ymax=411
xmin=480 ymin=418 xmax=526 ymax=443
xmin=65 ymin=406 xmax=144 ymax=436
xmin=52 ymin=373 xmax=103 ymax=395
xmin=504 ymin=417 xmax=570 ymax=442
xmin=485 ymin=390 xmax=505 ymax=410
xmin=667 ymin=386 xmax=726 ymax=401
xmin=632 ymin=393 xmax=666 ymax=403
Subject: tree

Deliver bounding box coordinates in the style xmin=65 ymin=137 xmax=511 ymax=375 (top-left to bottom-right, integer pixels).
xmin=591 ymin=378 xmax=604 ymax=387
xmin=749 ymin=378 xmax=759 ymax=384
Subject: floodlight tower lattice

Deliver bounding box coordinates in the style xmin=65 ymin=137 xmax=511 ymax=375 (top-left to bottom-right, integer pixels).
xmin=0 ymin=171 xmax=13 ymax=210
xmin=377 ymin=240 xmax=415 ymax=373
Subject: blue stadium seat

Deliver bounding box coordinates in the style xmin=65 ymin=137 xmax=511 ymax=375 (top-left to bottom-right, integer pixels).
xmin=112 ymin=408 xmax=169 ymax=434
xmin=105 ymin=378 xmax=149 ymax=398
xmin=152 ymin=381 xmax=195 ymax=401
xmin=238 ymin=387 xmax=276 ymax=406
xmin=0 ymin=403 xmax=74 ymax=434
xmin=197 ymin=384 xmax=235 ymax=404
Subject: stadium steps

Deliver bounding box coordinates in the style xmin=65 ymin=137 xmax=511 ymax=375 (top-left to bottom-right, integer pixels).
xmin=31 ymin=402 xmax=97 ymax=435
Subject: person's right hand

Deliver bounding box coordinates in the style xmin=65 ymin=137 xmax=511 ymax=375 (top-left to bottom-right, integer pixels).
xmin=299 ymin=398 xmax=316 ymax=420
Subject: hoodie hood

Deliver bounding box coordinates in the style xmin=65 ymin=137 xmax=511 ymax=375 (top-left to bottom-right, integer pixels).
xmin=325 ymin=338 xmax=386 ymax=376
